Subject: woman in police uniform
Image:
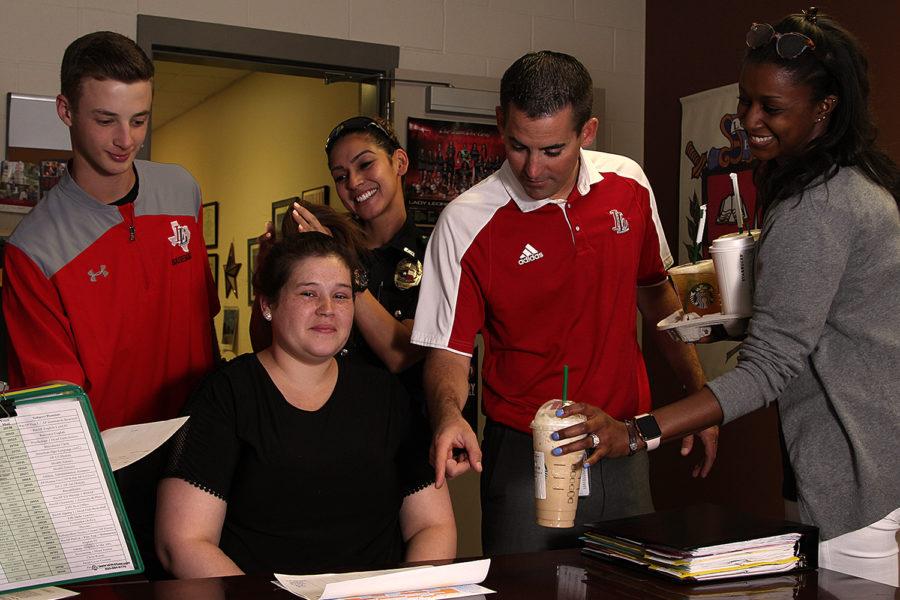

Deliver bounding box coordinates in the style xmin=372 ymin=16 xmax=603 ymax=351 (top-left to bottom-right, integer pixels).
xmin=310 ymin=117 xmax=429 ymax=376
xmin=253 ymin=117 xmax=429 ymax=377
xmin=295 ymin=117 xmax=436 ymax=491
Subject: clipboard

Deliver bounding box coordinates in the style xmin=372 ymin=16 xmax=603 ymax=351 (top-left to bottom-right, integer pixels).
xmin=0 ymin=384 xmax=144 ymax=593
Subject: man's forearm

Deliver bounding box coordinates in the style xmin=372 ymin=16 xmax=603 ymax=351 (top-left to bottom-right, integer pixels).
xmin=422 ymin=347 xmax=484 ymax=485
xmin=423 ymin=348 xmax=471 ymax=423
xmin=638 ymin=281 xmax=707 ymax=393
xmin=651 ymin=326 xmax=706 ymax=393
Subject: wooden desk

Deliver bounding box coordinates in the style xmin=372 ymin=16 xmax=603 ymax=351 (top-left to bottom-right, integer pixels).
xmin=68 ymin=548 xmax=896 ymax=599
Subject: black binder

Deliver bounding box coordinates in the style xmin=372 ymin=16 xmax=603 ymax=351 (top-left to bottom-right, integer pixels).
xmin=582 ymin=503 xmax=818 ymax=584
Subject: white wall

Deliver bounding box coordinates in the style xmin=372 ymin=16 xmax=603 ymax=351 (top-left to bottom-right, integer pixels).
xmin=0 ymin=0 xmax=646 ymax=163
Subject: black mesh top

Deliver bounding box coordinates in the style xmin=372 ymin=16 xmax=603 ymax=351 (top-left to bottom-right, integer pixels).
xmin=165 ymin=353 xmax=434 ymax=575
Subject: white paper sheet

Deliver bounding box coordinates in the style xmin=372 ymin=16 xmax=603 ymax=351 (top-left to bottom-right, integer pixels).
xmin=0 ymin=586 xmax=79 ymax=599
xmin=100 ymin=416 xmax=188 ymax=471
xmin=275 ymin=559 xmax=492 ymax=600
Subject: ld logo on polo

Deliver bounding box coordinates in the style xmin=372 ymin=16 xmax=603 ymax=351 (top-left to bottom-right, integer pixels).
xmin=609 ymin=209 xmax=630 ymax=234
xmin=168 ymin=220 xmax=191 ymax=252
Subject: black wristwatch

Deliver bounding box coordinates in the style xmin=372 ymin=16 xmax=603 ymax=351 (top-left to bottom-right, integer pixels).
xmin=633 ymin=413 xmax=662 ymax=451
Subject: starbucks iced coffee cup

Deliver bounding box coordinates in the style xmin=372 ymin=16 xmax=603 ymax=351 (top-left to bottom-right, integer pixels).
xmin=668 ymin=259 xmax=721 ymax=316
xmin=709 ymin=231 xmax=760 ymax=316
xmin=531 ymin=400 xmax=587 ymax=528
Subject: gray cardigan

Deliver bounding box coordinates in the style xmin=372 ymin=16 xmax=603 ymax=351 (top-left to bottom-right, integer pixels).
xmin=707 ymin=166 xmax=900 ymax=540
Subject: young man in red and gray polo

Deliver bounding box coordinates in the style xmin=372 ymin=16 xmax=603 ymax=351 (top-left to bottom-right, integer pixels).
xmin=2 ymin=31 xmax=219 ymax=576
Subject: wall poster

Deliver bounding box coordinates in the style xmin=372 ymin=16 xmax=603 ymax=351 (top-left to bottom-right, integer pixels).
xmin=404 ymin=118 xmax=505 ymax=228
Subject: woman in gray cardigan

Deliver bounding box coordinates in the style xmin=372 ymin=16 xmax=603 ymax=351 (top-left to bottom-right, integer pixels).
xmin=553 ymin=8 xmax=899 ymax=586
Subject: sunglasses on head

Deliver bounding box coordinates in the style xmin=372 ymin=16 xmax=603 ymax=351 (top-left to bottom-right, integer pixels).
xmin=325 ymin=116 xmax=398 ymax=154
xmin=746 ymin=23 xmax=816 ymax=60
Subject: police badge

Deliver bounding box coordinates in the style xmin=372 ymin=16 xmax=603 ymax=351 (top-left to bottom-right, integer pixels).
xmin=394 ymin=257 xmax=423 ymax=290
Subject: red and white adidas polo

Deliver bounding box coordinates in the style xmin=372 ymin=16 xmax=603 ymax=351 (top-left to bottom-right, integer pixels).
xmin=412 ymin=149 xmax=672 ymax=433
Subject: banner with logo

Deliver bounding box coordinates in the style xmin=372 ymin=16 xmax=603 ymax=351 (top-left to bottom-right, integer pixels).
xmin=679 ymin=83 xmax=758 ymax=263
xmin=679 ymin=83 xmax=756 ymax=376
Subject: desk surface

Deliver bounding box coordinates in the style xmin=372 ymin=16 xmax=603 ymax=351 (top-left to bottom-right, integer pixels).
xmin=69 ymin=548 xmax=896 ymax=599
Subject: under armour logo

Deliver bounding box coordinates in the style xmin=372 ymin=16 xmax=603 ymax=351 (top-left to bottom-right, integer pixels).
xmin=88 ymin=265 xmax=109 ymax=282
xmin=168 ymin=220 xmax=191 ymax=252
xmin=609 ymin=209 xmax=630 ymax=234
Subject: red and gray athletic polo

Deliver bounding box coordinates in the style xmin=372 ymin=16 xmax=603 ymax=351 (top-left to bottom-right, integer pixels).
xmin=411 ymin=150 xmax=672 ymax=433
xmin=3 ymin=160 xmax=219 ymax=430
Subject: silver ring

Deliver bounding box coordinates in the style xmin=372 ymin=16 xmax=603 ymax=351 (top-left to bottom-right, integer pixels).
xmin=590 ymin=433 xmax=600 ymax=448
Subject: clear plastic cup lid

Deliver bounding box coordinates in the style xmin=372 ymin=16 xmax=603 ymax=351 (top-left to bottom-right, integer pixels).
xmin=530 ymin=399 xmax=587 ymax=430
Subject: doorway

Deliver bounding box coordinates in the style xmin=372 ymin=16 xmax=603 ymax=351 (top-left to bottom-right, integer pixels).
xmin=139 ymin=16 xmax=397 ymax=357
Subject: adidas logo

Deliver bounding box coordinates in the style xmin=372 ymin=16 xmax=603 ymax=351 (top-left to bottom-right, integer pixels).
xmin=518 ymin=243 xmax=544 ymax=265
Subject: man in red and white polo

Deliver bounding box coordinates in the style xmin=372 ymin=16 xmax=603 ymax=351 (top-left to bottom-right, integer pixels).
xmin=412 ymin=51 xmax=717 ymax=554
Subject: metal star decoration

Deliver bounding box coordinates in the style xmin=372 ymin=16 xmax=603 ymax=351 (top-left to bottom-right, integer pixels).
xmin=223 ymin=241 xmax=242 ymax=299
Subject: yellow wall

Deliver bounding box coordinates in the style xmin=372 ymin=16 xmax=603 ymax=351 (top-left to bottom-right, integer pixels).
xmin=151 ymin=73 xmax=360 ymax=356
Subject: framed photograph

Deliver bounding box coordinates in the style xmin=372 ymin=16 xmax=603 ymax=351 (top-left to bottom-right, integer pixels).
xmin=202 ymin=202 xmax=219 ymax=248
xmin=208 ymin=254 xmax=219 ymax=290
xmin=271 ymin=196 xmax=299 ymax=242
xmin=1 ymin=161 xmax=41 ymax=211
xmin=247 ymin=237 xmax=260 ymax=306
xmin=221 ymin=306 xmax=239 ymax=350
xmin=301 ymin=185 xmax=329 ymax=206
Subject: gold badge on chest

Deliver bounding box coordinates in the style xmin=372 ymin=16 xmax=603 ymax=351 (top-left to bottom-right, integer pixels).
xmin=394 ymin=257 xmax=423 ymax=290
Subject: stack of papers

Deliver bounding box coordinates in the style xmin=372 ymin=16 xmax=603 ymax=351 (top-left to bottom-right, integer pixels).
xmin=582 ymin=531 xmax=803 ymax=581
xmin=274 ymin=558 xmax=494 ymax=600
xmin=580 ymin=504 xmax=817 ymax=584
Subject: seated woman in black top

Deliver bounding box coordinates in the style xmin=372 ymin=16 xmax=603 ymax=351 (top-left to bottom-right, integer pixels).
xmin=155 ymin=232 xmax=456 ymax=578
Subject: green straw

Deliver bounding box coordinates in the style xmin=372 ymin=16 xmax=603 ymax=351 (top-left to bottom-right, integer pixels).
xmin=562 ymin=365 xmax=569 ymax=405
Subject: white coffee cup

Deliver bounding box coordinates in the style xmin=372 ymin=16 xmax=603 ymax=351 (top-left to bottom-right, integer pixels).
xmin=709 ymin=231 xmax=760 ymax=316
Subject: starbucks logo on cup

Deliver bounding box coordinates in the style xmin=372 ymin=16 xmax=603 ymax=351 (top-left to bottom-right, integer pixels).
xmin=689 ymin=282 xmax=716 ymax=309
